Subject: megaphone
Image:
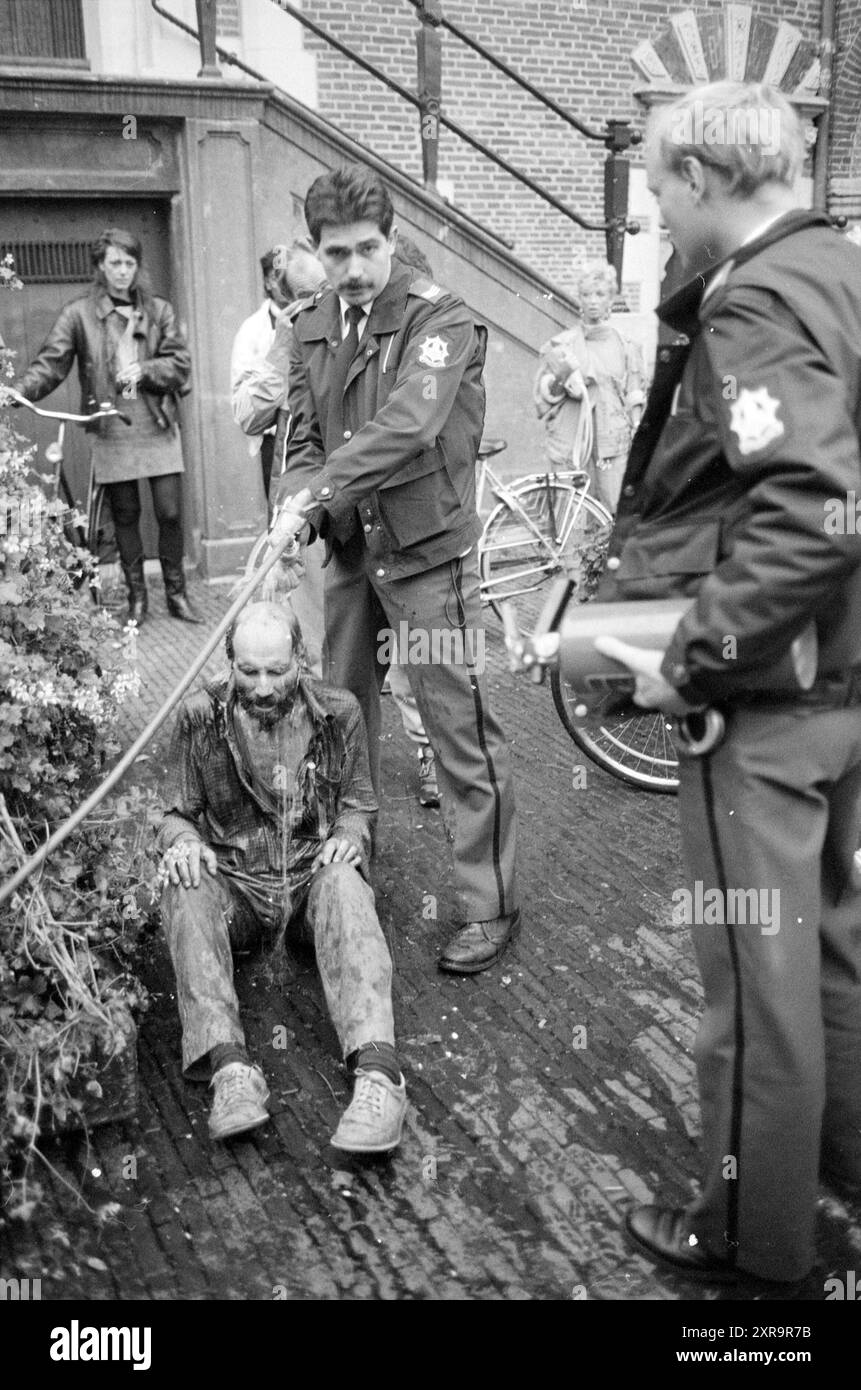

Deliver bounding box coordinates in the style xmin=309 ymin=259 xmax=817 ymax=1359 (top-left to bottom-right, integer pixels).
xmin=555 ymin=598 xmax=817 ymax=712
xmin=502 ymin=582 xmax=818 ymax=758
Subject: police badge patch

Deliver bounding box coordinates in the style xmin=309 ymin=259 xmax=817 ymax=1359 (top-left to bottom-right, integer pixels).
xmin=418 ymin=335 xmax=450 ymax=368
xmin=728 ymin=386 xmax=785 ymax=456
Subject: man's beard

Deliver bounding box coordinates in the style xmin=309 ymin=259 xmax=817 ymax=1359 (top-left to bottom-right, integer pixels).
xmin=236 ymin=684 xmax=297 ymax=730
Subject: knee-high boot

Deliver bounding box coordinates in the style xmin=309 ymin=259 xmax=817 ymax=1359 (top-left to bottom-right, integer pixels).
xmin=121 ymin=555 xmax=148 ymax=627
xmin=160 ymin=559 xmax=203 ymax=624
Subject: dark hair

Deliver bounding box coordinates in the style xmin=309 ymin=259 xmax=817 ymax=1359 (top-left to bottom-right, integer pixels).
xmin=91 ymin=227 xmax=154 ymax=310
xmin=304 ymin=166 xmax=394 ymax=245
xmin=392 ymin=234 xmax=433 ymax=277
xmin=225 ymin=601 xmax=306 ymax=666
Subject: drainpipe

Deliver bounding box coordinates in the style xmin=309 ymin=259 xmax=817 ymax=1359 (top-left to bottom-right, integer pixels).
xmin=812 ymin=0 xmax=837 ymax=210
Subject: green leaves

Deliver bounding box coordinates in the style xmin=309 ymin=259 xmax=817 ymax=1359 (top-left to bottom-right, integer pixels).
xmin=0 ymin=401 xmax=152 ymax=1224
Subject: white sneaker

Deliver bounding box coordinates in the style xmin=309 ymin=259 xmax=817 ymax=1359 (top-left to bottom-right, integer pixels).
xmin=331 ymin=1069 xmax=407 ymax=1153
xmin=208 ymin=1062 xmax=270 ymax=1141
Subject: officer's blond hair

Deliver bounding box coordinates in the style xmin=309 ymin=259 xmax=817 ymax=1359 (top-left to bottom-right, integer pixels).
xmin=651 ymin=82 xmax=804 ymax=195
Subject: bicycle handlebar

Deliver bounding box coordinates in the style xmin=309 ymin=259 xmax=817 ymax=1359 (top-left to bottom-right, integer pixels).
xmin=3 ymin=387 xmax=132 ymax=426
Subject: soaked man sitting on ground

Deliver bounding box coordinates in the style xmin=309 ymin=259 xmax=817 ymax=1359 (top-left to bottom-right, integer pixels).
xmin=156 ymin=600 xmax=407 ymax=1151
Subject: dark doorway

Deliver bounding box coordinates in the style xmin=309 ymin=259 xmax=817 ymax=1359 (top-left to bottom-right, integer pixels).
xmin=0 ymin=198 xmax=175 ymax=558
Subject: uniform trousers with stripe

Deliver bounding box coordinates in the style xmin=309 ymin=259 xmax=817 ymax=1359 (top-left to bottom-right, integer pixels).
xmin=322 ymin=533 xmax=518 ymax=924
xmin=678 ymin=701 xmax=861 ymax=1281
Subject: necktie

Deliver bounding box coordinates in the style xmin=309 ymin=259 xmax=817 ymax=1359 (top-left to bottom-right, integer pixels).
xmin=327 ymin=304 xmax=364 ymax=444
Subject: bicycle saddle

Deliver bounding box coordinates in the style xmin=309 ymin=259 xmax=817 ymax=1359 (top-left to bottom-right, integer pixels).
xmin=477 ymin=437 xmax=507 ymax=459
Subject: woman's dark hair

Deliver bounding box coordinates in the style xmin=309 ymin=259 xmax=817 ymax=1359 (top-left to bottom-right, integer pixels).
xmin=90 ymin=227 xmax=154 ymax=310
xmin=304 ymin=166 xmax=394 ymax=245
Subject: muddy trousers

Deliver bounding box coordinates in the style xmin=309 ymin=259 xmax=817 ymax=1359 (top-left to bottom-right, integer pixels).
xmin=323 ymin=538 xmax=518 ymax=923
xmin=161 ymin=862 xmax=394 ymax=1081
xmin=678 ymin=704 xmax=861 ymax=1281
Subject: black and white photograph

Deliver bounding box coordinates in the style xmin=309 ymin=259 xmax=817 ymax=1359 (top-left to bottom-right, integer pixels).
xmin=1 ymin=0 xmax=860 ymax=1357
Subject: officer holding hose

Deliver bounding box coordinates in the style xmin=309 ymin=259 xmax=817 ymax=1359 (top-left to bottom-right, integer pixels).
xmin=595 ymin=82 xmax=861 ymax=1287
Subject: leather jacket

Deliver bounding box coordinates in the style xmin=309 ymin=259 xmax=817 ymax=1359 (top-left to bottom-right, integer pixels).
xmin=15 ymin=289 xmax=190 ymax=432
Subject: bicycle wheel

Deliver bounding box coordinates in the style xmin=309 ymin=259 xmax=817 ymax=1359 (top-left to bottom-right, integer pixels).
xmin=551 ymin=668 xmax=680 ymax=793
xmin=86 ymin=482 xmax=123 ymax=610
xmin=479 ymin=477 xmax=612 ymax=627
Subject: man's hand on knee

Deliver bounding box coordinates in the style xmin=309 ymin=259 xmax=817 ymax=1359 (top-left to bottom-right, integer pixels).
xmin=311 ymin=836 xmax=361 ymax=874
xmin=163 ymin=836 xmax=218 ymax=889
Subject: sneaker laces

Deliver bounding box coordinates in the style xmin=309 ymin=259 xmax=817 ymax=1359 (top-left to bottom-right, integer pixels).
xmin=213 ymin=1066 xmax=259 ymax=1110
xmin=350 ymin=1071 xmax=386 ymax=1117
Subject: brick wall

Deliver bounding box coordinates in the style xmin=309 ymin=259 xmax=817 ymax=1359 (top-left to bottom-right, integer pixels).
xmin=833 ymin=0 xmax=861 ymax=180
xmin=299 ymin=1 xmax=828 ymax=294
xmin=216 ymin=0 xmax=242 ymax=38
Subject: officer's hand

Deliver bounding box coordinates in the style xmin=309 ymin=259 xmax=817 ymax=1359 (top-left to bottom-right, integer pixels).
xmin=593 ymin=636 xmax=689 ymax=713
xmin=271 ymin=490 xmax=313 ymax=547
xmin=311 ymin=837 xmax=362 ymax=873
xmin=163 ymin=837 xmax=218 ymax=889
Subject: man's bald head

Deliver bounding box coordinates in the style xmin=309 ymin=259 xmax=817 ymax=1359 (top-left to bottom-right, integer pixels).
xmin=225 ymin=602 xmax=305 ymax=665
xmin=227 ymin=603 xmax=307 ymax=729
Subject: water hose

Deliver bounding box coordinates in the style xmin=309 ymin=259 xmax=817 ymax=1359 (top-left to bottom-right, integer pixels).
xmin=0 ymin=528 xmax=301 ymax=910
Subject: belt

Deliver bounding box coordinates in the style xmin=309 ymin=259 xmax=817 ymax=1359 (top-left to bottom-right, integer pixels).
xmin=733 ymin=669 xmax=861 ymax=710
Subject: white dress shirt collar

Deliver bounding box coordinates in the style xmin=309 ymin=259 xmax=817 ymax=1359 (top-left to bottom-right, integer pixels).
xmin=337 ymin=298 xmax=372 ymax=341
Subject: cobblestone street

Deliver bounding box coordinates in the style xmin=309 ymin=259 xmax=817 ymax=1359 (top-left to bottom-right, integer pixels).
xmin=4 ymin=571 xmax=860 ymax=1304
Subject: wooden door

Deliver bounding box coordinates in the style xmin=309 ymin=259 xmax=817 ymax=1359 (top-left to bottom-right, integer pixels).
xmin=0 ymin=199 xmax=173 ymax=557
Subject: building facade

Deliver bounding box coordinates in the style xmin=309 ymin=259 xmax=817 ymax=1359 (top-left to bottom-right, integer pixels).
xmin=1 ymin=0 xmax=858 ymax=576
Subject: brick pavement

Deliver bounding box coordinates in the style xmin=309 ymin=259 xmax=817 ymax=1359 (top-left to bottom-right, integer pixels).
xmin=4 ymin=569 xmax=860 ymax=1302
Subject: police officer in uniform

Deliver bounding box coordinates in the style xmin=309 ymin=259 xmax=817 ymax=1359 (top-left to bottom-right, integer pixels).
xmin=271 ymin=165 xmax=519 ymax=975
xmin=597 ymin=83 xmax=861 ymax=1285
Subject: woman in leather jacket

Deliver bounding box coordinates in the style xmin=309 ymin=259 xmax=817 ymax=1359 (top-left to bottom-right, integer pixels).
xmin=14 ymin=227 xmax=201 ymax=626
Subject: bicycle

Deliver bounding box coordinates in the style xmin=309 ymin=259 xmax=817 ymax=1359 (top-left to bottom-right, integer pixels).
xmin=5 ymin=389 xmax=130 ymax=604
xmin=476 ymin=437 xmax=680 ymax=792
xmin=476 ymin=437 xmax=613 ymax=630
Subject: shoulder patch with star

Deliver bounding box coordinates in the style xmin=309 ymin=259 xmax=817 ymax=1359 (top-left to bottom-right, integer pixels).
xmin=418 ymin=334 xmax=450 ymax=368
xmin=728 ymin=385 xmax=784 ymax=456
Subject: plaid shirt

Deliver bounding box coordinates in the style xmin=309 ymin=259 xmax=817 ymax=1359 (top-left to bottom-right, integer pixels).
xmin=157 ymin=673 xmax=377 ymax=917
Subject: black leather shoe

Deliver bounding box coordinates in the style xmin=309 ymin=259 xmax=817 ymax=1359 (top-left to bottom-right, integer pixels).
xmin=625 ymin=1205 xmax=739 ymax=1284
xmin=161 ymin=559 xmax=205 ymax=624
xmin=438 ymin=908 xmax=520 ymax=974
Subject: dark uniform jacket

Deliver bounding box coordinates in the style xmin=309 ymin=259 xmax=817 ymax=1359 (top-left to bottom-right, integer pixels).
xmin=15 ymin=290 xmax=190 ymax=432
xmin=601 ymin=210 xmax=861 ymax=707
xmin=275 ymin=265 xmax=487 ymax=579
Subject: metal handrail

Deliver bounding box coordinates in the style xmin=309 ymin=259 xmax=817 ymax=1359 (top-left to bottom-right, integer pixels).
xmin=152 ymin=0 xmax=631 ymax=237
xmin=265 ymin=0 xmax=620 ymax=233
xmin=405 ymin=0 xmax=607 ymax=143
xmin=151 ymin=0 xmax=512 ymax=249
